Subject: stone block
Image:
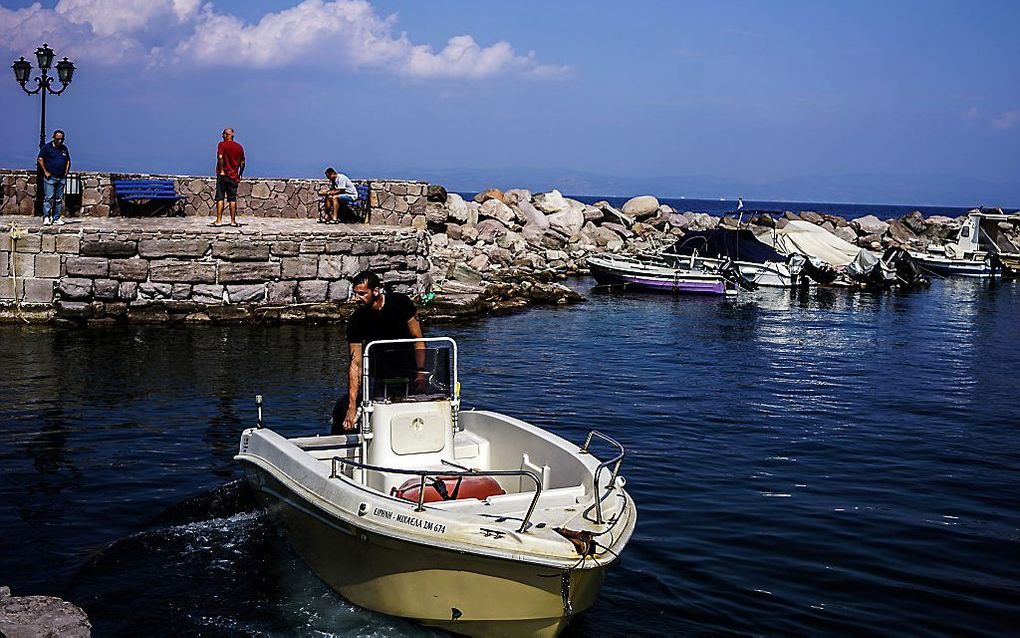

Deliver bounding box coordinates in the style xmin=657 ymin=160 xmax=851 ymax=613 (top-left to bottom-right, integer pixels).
xmin=55 ymin=300 xmax=91 ymax=317
xmin=34 ymin=253 xmax=61 ymax=278
xmin=352 ymin=241 xmax=379 ymax=255
xmin=191 ymin=284 xmax=225 ymax=304
xmin=41 ymin=235 xmax=56 ymax=252
xmin=119 ymin=281 xmax=138 ymax=300
xmin=328 ymin=280 xmax=351 ymax=301
xmin=0 ymin=235 xmax=10 ymax=252
xmin=227 ymin=284 xmax=266 ymax=303
xmin=318 ymin=255 xmax=346 ymax=279
xmin=297 ymin=280 xmax=328 ymax=303
xmin=66 ymin=256 xmax=110 ymax=277
xmin=138 ymin=239 xmax=211 ymax=259
xmin=369 ymin=254 xmax=405 ymax=270
xmin=324 ymin=240 xmax=354 ymax=253
xmin=59 ymin=278 xmax=93 ymax=300
xmin=0 ymin=251 xmax=8 ymax=277
xmin=172 ymin=283 xmax=193 ymax=300
xmin=55 ymin=234 xmax=80 ymax=253
xmin=149 ymin=260 xmax=217 ymax=283
xmin=14 ymin=234 xmax=42 ymax=253
xmin=218 ymin=262 xmax=281 ymax=283
xmin=271 ymin=241 xmax=301 ymax=256
xmin=109 ymin=258 xmax=149 ymax=281
xmin=213 ymin=242 xmax=271 ymax=261
xmin=282 ymin=256 xmax=318 ymax=279
xmin=12 ymin=254 xmax=34 ymax=278
xmin=300 ymin=240 xmax=325 ymax=253
xmin=139 ymin=282 xmax=173 ymax=299
xmin=81 ymin=240 xmax=137 ymax=257
xmin=0 ymin=277 xmax=15 ymax=300
xmin=94 ymin=279 xmax=120 ymax=300
xmin=267 ymin=280 xmax=297 ymax=304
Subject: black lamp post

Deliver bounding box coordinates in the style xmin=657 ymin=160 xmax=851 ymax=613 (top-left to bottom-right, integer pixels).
xmin=11 ymin=43 xmax=76 ymax=149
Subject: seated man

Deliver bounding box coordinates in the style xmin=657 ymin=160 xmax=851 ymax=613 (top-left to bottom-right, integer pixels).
xmin=320 ymin=166 xmax=359 ymax=223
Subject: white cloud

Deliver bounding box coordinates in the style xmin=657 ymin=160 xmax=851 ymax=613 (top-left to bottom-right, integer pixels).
xmin=0 ymin=0 xmax=564 ymax=80
xmin=992 ymin=109 xmax=1020 ymax=130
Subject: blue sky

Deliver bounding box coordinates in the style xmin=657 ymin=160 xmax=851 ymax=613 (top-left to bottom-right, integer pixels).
xmin=1 ymin=0 xmax=1018 ymax=205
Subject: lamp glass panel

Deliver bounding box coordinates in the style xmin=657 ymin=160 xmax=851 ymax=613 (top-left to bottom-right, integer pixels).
xmin=35 ymin=44 xmax=54 ymax=70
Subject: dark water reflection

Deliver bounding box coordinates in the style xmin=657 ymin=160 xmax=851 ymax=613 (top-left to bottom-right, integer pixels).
xmin=1 ymin=278 xmax=1018 ymax=636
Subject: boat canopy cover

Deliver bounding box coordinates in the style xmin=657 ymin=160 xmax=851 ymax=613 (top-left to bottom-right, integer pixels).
xmin=666 ymin=228 xmax=787 ymax=264
xmin=756 ymin=220 xmax=871 ymax=267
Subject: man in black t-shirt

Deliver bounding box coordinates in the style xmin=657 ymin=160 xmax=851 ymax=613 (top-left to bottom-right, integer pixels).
xmin=336 ymin=271 xmax=426 ymax=432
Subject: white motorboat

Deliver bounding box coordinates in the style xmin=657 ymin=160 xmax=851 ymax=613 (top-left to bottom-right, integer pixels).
xmin=236 ymin=337 xmax=636 ymax=637
xmin=909 ymin=211 xmax=1020 ymax=277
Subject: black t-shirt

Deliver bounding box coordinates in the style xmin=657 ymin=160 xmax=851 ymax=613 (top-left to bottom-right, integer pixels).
xmin=346 ymin=292 xmax=417 ymax=345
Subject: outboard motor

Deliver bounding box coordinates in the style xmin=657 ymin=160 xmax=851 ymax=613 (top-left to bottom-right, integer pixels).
xmin=802 ymin=257 xmax=840 ymax=285
xmin=719 ymin=258 xmax=758 ymax=291
xmin=883 ymin=246 xmax=929 ymax=289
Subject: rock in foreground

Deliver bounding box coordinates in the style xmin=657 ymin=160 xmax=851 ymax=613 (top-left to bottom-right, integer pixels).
xmin=0 ymin=586 xmax=91 ymax=637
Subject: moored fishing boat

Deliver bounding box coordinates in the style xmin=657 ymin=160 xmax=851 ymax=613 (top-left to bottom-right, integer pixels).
xmin=908 ymin=211 xmax=1020 ymax=278
xmin=236 ymin=337 xmax=635 ymax=637
xmin=586 ymin=252 xmax=736 ymax=295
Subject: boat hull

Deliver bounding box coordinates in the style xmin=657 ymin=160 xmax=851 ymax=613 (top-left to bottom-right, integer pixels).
xmin=244 ymin=465 xmax=605 ymax=638
xmin=588 ymin=259 xmax=728 ymax=295
xmin=911 ymin=254 xmax=993 ymax=277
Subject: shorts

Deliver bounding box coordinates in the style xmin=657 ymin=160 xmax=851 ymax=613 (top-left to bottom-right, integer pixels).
xmin=215 ymin=175 xmax=238 ymax=202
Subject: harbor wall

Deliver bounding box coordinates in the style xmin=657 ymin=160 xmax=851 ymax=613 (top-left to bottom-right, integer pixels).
xmin=0 ymin=218 xmax=428 ymax=324
xmin=0 ymin=169 xmax=429 ymax=226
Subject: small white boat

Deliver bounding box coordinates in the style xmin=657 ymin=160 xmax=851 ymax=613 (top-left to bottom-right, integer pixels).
xmin=236 ymin=337 xmax=636 ymax=637
xmin=587 ymin=252 xmax=737 ymax=295
xmin=909 ymin=211 xmax=1020 ymax=277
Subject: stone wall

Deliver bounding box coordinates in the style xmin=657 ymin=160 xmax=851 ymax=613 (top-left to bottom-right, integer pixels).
xmin=0 ymin=169 xmax=428 ymax=226
xmin=1 ymin=218 xmax=429 ymax=323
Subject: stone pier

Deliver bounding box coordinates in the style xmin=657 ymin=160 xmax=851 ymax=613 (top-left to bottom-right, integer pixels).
xmin=0 ymin=216 xmax=429 ymax=324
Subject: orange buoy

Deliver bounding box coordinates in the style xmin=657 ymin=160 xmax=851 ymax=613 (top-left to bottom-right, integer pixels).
xmin=391 ymin=475 xmax=506 ymax=503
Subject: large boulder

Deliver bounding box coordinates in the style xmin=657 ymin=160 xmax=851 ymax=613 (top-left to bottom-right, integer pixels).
xmin=832 ymin=226 xmax=857 ymax=244
xmin=514 ymin=200 xmax=549 ymax=229
xmin=502 ymin=189 xmax=532 ymax=207
xmin=464 ymin=201 xmax=481 ymax=226
xmin=547 ymin=206 xmax=585 ymax=237
xmin=534 ymin=189 xmax=570 ymax=213
xmin=886 ymin=219 xmax=917 ymax=245
xmin=479 ymin=199 xmax=517 ymax=226
xmin=426 ymin=184 xmax=448 ymax=202
xmin=473 ymin=188 xmax=504 ymax=204
xmin=0 ymin=586 xmax=91 ymax=637
xmin=475 ymin=219 xmax=509 ymax=242
xmin=621 ymin=195 xmax=660 ymax=220
xmin=852 ymin=214 xmax=889 ymax=236
xmin=800 ymin=211 xmax=824 ymax=224
xmin=446 ymin=193 xmax=469 ymax=224
xmin=598 ymin=203 xmax=634 ymax=227
xmin=901 ymin=211 xmax=927 ymax=234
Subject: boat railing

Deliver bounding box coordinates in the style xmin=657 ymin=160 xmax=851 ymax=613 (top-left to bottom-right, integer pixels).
xmin=329 ymin=457 xmax=543 ymax=533
xmin=579 ymin=430 xmax=626 ymax=524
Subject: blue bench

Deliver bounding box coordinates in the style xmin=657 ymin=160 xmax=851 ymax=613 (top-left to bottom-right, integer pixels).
xmin=112 ymin=178 xmax=185 ymax=215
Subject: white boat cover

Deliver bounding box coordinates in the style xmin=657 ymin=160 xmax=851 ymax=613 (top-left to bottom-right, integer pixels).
xmin=756 ymin=220 xmax=873 ymax=268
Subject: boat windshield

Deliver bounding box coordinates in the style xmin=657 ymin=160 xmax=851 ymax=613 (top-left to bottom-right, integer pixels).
xmin=365 ymin=340 xmax=454 ymax=404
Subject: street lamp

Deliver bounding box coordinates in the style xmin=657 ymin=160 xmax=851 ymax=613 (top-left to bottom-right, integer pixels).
xmin=11 ymin=43 xmax=75 ymax=148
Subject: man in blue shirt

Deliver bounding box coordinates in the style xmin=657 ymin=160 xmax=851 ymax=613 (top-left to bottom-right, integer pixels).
xmin=36 ymin=130 xmax=71 ymax=225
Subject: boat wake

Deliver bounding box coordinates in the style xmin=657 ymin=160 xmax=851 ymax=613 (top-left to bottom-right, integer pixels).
xmin=65 ymin=479 xmax=434 ymax=637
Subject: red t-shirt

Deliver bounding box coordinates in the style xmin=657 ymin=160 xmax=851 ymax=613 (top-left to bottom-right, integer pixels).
xmin=217 ymin=140 xmax=245 ymax=181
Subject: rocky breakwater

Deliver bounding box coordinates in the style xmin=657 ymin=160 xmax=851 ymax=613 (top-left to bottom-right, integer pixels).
xmin=419 ymin=186 xmax=1001 ymax=296
xmin=0 ymin=218 xmax=428 ymax=324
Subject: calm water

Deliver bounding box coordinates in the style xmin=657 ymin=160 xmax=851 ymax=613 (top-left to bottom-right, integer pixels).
xmin=1 ymin=278 xmax=1019 ymax=636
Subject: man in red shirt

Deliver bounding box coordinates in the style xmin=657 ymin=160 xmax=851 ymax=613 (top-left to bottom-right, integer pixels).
xmin=211 ymin=127 xmax=245 ymax=227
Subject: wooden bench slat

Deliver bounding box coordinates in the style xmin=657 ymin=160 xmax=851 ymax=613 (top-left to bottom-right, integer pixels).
xmin=113 ymin=178 xmax=183 ymax=201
